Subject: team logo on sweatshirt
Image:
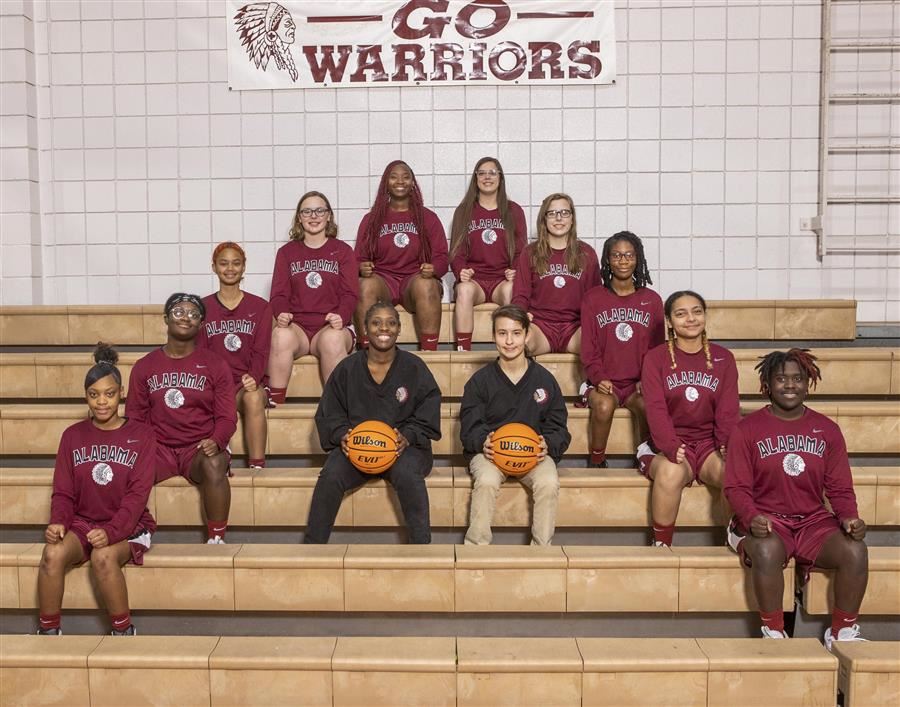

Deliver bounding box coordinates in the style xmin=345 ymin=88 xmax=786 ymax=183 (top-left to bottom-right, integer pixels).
xmin=306 ymin=272 xmax=323 ymax=289
xmin=165 ymin=388 xmax=185 ymax=409
xmin=395 ymin=386 xmax=409 ymax=403
xmin=684 ymin=386 xmax=699 ymax=402
xmin=553 ymin=276 xmax=566 ymax=288
xmin=394 ymin=233 xmax=410 ymax=248
xmin=224 ymin=333 xmax=242 ymax=352
xmin=615 ymin=322 xmax=634 ymax=342
xmin=482 ymin=229 xmax=498 ymax=245
xmin=91 ymin=462 xmax=114 ymax=486
xmin=782 ymin=453 xmax=806 ymax=477
xmin=533 ymin=387 xmax=548 ymax=404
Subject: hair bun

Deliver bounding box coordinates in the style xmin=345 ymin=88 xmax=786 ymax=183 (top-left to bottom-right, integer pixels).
xmin=93 ymin=342 xmax=119 ymax=367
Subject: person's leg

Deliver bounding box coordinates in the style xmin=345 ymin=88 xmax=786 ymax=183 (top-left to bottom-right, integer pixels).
xmin=587 ymin=389 xmax=618 ymax=467
xmin=90 ymin=541 xmax=133 ymax=632
xmin=237 ymin=387 xmax=267 ymax=467
xmin=310 ymin=325 xmax=354 ymax=384
xmin=403 ymin=274 xmax=442 ymax=350
xmin=354 ymin=275 xmax=392 ymax=345
xmin=453 ymin=280 xmax=485 ymax=350
xmin=812 ymin=527 xmax=869 ymax=641
xmin=623 ymin=390 xmax=650 ymax=445
xmin=518 ymin=457 xmax=560 ymax=545
xmin=697 ymin=449 xmax=725 ymax=488
xmin=491 ymin=279 xmax=513 ymax=305
xmin=384 ymin=447 xmax=433 ymax=543
xmin=189 ymin=449 xmax=231 ymax=541
xmin=465 ymin=453 xmax=506 ymax=545
xmin=37 ymin=533 xmax=86 ymax=632
xmin=564 ymin=326 xmax=582 ymax=354
xmin=525 ymin=322 xmax=552 ymax=356
xmin=647 ymin=454 xmax=693 ymax=545
xmin=304 ymin=449 xmax=370 ymax=543
xmin=266 ymin=323 xmax=308 ymax=405
xmin=742 ymin=532 xmax=790 ymax=634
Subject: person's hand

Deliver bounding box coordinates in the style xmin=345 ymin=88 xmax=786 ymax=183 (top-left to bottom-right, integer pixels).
xmin=675 ymin=444 xmax=686 ymax=464
xmin=537 ymin=436 xmax=548 ymax=462
xmin=45 ymin=524 xmax=65 ymax=544
xmin=483 ymin=431 xmax=495 ymax=461
xmin=86 ymin=528 xmax=109 ymax=549
xmin=394 ymin=428 xmax=409 ymax=456
xmin=597 ymin=379 xmax=614 ymax=395
xmin=359 ymin=261 xmax=375 ymax=277
xmin=197 ymin=439 xmax=220 ymax=457
xmin=241 ymin=374 xmax=258 ymax=392
xmin=504 ymin=268 xmax=516 ymax=282
xmin=419 ymin=263 xmax=435 ymax=279
xmin=275 ymin=312 xmax=293 ymax=327
xmin=325 ymin=312 xmax=343 ymax=330
xmin=340 ymin=431 xmax=350 ymax=457
xmin=750 ymin=514 xmax=772 ymax=538
xmin=842 ymin=518 xmax=867 ymax=541
xmin=460 ymin=268 xmax=474 ymax=283
xmin=527 ymin=312 xmax=534 ymax=322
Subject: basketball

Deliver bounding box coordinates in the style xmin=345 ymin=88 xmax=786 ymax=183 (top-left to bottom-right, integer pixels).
xmin=347 ymin=420 xmax=399 ymax=474
xmin=491 ymin=422 xmax=541 ymax=476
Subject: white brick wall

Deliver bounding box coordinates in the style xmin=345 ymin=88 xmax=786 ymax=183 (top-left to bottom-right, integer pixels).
xmin=1 ymin=0 xmax=897 ymax=322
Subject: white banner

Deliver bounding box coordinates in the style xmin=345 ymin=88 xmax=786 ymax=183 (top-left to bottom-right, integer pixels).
xmin=227 ymin=0 xmax=616 ymax=89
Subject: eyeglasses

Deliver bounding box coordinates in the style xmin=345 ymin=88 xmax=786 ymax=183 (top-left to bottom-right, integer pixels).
xmin=299 ymin=207 xmax=330 ymax=218
xmin=610 ymin=252 xmax=636 ymax=262
xmin=545 ymin=209 xmax=573 ymax=220
xmin=170 ymin=307 xmax=202 ymax=321
xmin=476 ymin=169 xmax=500 ymax=177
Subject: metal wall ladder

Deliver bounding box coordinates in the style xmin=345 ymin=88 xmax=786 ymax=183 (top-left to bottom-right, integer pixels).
xmin=815 ymin=0 xmax=899 ymax=258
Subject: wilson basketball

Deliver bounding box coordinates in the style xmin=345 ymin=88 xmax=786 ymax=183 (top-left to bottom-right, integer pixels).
xmin=347 ymin=420 xmax=398 ymax=474
xmin=491 ymin=422 xmax=541 ymax=476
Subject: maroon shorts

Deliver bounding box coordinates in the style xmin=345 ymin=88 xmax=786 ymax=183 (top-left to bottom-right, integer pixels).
xmin=69 ymin=517 xmax=153 ymax=566
xmin=475 ymin=276 xmax=506 ymax=302
xmin=155 ymin=444 xmax=232 ymax=483
xmin=611 ymin=382 xmax=638 ymax=407
xmin=637 ymin=437 xmax=719 ymax=484
xmin=532 ymin=318 xmax=580 ymax=353
xmin=294 ymin=321 xmax=356 ymax=350
xmin=736 ymin=508 xmax=842 ymax=584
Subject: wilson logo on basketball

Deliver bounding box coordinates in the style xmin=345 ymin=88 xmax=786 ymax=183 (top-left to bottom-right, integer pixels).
xmin=352 ymin=435 xmax=387 ymax=448
xmin=499 ymin=440 xmax=535 ymax=453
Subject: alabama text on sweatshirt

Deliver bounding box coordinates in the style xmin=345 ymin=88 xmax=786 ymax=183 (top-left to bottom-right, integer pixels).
xmin=198 ymin=292 xmax=272 ymax=387
xmin=511 ymin=242 xmax=600 ymax=325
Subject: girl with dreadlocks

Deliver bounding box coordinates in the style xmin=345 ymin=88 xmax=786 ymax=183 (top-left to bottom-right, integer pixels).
xmin=355 ymin=161 xmax=448 ymax=350
xmin=449 ymin=157 xmax=527 ymax=351
xmin=638 ymin=290 xmax=739 ymax=547
xmin=724 ymin=349 xmax=868 ymax=646
xmin=579 ymin=231 xmax=664 ymax=467
xmin=511 ymin=193 xmax=600 ymax=355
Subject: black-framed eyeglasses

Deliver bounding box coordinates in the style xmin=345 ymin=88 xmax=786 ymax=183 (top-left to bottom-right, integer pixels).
xmin=476 ymin=169 xmax=500 ymax=177
xmin=610 ymin=252 xmax=636 ymax=262
xmin=545 ymin=209 xmax=573 ymax=220
xmin=299 ymin=207 xmax=330 ymax=218
xmin=170 ymin=307 xmax=202 ymax=321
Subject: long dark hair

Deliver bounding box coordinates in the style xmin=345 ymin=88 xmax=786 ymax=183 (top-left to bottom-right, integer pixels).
xmin=360 ymin=161 xmax=430 ymax=264
xmin=449 ymin=156 xmax=517 ymax=267
xmin=600 ymin=231 xmax=653 ymax=290
xmin=664 ymin=290 xmax=711 ymax=371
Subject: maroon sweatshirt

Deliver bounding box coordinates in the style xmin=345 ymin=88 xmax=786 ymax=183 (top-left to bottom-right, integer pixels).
xmin=580 ymin=286 xmax=665 ymax=388
xmin=50 ymin=418 xmax=157 ymax=544
xmin=511 ymin=242 xmax=601 ymax=324
xmin=198 ymin=292 xmax=272 ymax=388
xmin=641 ymin=342 xmax=740 ymax=463
xmin=125 ymin=347 xmax=237 ymax=451
xmin=355 ymin=207 xmax=449 ymax=281
xmin=450 ymin=201 xmax=527 ymax=283
xmin=725 ymin=406 xmax=859 ymax=528
xmin=269 ymin=238 xmax=359 ymax=331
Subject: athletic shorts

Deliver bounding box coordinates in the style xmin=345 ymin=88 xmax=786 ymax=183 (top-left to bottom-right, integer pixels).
xmin=69 ymin=516 xmax=154 ymax=566
xmin=637 ymin=437 xmax=718 ymax=484
xmin=474 ymin=276 xmax=506 ymax=302
xmin=293 ymin=320 xmax=356 ymax=350
xmin=736 ymin=508 xmax=842 ymax=584
xmin=155 ymin=443 xmax=232 ymax=483
xmin=611 ymin=382 xmax=638 ymax=407
xmin=532 ymin=318 xmax=580 ymax=354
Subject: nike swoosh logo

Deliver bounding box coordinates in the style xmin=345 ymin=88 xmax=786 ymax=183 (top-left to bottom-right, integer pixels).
xmin=641 ymin=301 xmax=650 ymax=305
xmin=813 ymin=429 xmax=823 ymax=433
xmin=714 ymin=357 xmax=724 ymax=362
xmin=196 ymin=365 xmax=207 ymax=369
xmin=248 ymin=313 xmax=256 ymax=318
xmin=127 ymin=439 xmax=140 ymax=443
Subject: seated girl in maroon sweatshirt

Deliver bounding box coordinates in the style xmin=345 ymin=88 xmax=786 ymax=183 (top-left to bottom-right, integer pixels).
xmin=725 ymin=349 xmax=868 ymax=648
xmin=354 ymin=160 xmax=448 ymax=351
xmin=198 ymin=242 xmax=272 ymax=469
xmin=639 ymin=290 xmax=740 ymax=547
xmin=267 ymin=191 xmax=358 ymax=405
xmin=511 ymin=193 xmax=600 ymax=355
xmin=449 ymin=156 xmax=527 ymax=351
xmin=38 ymin=344 xmax=156 ymax=637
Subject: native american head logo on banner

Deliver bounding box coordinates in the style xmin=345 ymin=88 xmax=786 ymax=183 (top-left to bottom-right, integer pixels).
xmin=233 ymin=2 xmax=299 ymax=82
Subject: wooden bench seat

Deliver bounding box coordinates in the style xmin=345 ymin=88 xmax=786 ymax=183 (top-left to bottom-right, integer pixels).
xmin=4 ymin=347 xmax=897 ymax=400
xmin=0 ymin=299 xmax=858 ymax=347
xmin=1 ymin=466 xmax=894 ymax=530
xmin=832 ymin=641 xmax=900 ymax=707
xmin=0 ymin=543 xmax=798 ymax=615
xmin=804 ymin=546 xmax=900 ymax=616
xmin=1 ymin=400 xmax=898 ymax=456
xmin=1 ymin=634 xmax=867 ymax=707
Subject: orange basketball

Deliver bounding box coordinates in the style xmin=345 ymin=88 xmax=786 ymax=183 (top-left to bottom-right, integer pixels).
xmin=347 ymin=420 xmax=398 ymax=474
xmin=491 ymin=422 xmax=541 ymax=476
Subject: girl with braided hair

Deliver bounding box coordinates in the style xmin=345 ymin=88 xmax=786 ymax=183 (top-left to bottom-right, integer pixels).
xmin=724 ymin=349 xmax=868 ymax=646
xmin=354 ymin=161 xmax=448 ymax=350
xmin=638 ymin=290 xmax=739 ymax=546
xmin=580 ymin=231 xmax=664 ymax=467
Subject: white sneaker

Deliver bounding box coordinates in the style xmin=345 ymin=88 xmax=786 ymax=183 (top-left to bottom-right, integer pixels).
xmin=824 ymin=623 xmax=866 ymax=651
xmin=651 ymin=540 xmax=670 ymax=548
xmin=206 ymin=535 xmax=226 ymax=545
xmin=726 ymin=515 xmax=746 ymax=554
xmin=761 ymin=626 xmax=787 ymax=639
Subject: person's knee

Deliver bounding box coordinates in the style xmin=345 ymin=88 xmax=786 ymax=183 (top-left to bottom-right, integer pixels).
xmin=410 ymin=276 xmax=440 ymax=303
xmin=242 ymin=387 xmax=266 ymax=414
xmin=748 ymin=537 xmax=785 ymax=570
xmin=90 ymin=547 xmax=119 ymax=576
xmin=653 ymin=462 xmax=689 ymax=491
xmin=841 ymin=538 xmax=869 ymax=573
xmin=531 ymin=475 xmax=560 ymax=499
xmin=318 ymin=328 xmax=347 ymax=357
xmin=40 ymin=543 xmax=69 ymax=573
xmin=456 ymin=281 xmax=476 ymax=305
xmin=270 ymin=326 xmax=296 ymax=353
xmin=589 ymin=391 xmax=617 ymax=419
xmin=198 ymin=454 xmax=229 ymax=486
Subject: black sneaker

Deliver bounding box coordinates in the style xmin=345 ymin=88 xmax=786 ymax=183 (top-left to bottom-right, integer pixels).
xmin=111 ymin=624 xmax=137 ymax=636
xmin=37 ymin=627 xmax=62 ymax=636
